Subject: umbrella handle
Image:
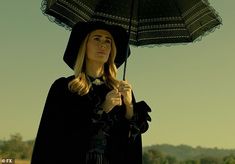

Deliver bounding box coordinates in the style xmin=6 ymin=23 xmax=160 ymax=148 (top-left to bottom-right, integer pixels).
xmin=122 ymin=0 xmax=135 ymax=80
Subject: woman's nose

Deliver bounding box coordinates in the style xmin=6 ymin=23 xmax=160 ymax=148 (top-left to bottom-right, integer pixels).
xmin=98 ymin=41 xmax=107 ymax=48
xmin=99 ymin=41 xmax=105 ymax=46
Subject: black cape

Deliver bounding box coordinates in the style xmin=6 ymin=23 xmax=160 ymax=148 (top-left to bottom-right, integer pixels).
xmin=31 ymin=76 xmax=151 ymax=164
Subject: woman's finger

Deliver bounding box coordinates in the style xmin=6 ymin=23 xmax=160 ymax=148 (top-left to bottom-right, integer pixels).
xmin=111 ymin=97 xmax=122 ymax=106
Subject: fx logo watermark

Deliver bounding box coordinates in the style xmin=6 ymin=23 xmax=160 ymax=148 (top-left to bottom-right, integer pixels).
xmin=1 ymin=158 xmax=15 ymax=164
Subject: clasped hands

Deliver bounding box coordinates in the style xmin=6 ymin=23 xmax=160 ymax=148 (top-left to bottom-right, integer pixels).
xmin=101 ymin=80 xmax=134 ymax=119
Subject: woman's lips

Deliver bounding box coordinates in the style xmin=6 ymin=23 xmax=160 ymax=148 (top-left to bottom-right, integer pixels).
xmin=97 ymin=51 xmax=106 ymax=55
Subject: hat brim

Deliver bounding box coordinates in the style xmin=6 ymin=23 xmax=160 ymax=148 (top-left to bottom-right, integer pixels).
xmin=63 ymin=21 xmax=130 ymax=69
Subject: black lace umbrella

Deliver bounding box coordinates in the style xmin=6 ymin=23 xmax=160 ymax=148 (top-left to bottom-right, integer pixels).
xmin=41 ymin=0 xmax=221 ymax=79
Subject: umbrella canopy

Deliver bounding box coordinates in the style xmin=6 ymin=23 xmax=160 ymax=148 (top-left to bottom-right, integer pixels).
xmin=41 ymin=0 xmax=222 ymax=79
xmin=41 ymin=0 xmax=221 ymax=46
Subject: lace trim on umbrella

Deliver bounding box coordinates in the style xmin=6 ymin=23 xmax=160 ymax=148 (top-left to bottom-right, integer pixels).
xmin=41 ymin=0 xmax=72 ymax=31
xmin=130 ymin=21 xmax=222 ymax=48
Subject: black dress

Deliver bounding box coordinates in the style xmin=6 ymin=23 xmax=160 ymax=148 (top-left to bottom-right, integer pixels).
xmin=31 ymin=75 xmax=151 ymax=164
xmin=85 ymin=76 xmax=112 ymax=164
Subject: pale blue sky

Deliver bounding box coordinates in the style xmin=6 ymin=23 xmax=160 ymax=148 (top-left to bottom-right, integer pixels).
xmin=0 ymin=1 xmax=234 ymax=149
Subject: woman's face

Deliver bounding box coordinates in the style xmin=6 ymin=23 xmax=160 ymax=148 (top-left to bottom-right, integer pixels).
xmin=86 ymin=29 xmax=112 ymax=65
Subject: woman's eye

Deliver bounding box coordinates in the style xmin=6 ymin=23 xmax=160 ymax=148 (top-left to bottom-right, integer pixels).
xmin=94 ymin=37 xmax=100 ymax=41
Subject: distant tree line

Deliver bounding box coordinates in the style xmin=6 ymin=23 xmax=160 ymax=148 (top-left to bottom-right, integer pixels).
xmin=1 ymin=133 xmax=235 ymax=164
xmin=143 ymin=148 xmax=235 ymax=164
xmin=0 ymin=133 xmax=34 ymax=160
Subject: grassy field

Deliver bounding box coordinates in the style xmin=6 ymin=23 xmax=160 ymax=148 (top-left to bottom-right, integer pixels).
xmin=15 ymin=160 xmax=30 ymax=164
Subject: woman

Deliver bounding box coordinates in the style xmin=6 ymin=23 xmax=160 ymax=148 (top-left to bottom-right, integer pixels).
xmin=31 ymin=21 xmax=151 ymax=164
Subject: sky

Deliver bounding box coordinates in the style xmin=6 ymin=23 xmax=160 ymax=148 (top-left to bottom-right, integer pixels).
xmin=0 ymin=1 xmax=234 ymax=149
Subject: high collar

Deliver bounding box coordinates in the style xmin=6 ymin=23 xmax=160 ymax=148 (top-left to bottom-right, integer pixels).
xmin=87 ymin=75 xmax=105 ymax=86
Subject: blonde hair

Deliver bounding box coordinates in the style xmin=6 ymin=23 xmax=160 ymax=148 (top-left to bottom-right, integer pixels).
xmin=68 ymin=32 xmax=119 ymax=96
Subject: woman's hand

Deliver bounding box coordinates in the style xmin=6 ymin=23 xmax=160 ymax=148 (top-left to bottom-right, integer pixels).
xmin=101 ymin=89 xmax=122 ymax=113
xmin=118 ymin=81 xmax=132 ymax=106
xmin=102 ymin=81 xmax=134 ymax=119
xmin=118 ymin=81 xmax=134 ymax=119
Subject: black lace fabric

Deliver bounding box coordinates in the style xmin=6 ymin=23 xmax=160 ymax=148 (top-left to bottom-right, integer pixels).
xmin=85 ymin=81 xmax=113 ymax=163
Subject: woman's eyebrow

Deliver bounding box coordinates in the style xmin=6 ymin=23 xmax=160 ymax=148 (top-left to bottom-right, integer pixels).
xmin=92 ymin=34 xmax=112 ymax=40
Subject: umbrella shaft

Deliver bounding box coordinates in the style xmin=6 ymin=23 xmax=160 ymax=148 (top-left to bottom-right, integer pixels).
xmin=123 ymin=0 xmax=135 ymax=80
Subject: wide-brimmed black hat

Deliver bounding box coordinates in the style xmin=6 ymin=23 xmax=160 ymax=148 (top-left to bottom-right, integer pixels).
xmin=63 ymin=21 xmax=130 ymax=69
